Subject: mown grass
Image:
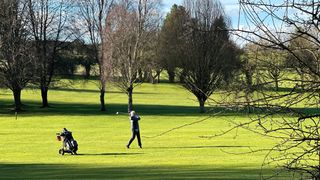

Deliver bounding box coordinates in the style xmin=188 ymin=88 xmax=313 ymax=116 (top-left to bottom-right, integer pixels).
xmin=0 ymin=79 xmax=306 ymax=179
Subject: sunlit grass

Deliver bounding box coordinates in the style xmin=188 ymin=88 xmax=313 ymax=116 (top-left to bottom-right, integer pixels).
xmin=0 ymin=79 xmax=302 ymax=179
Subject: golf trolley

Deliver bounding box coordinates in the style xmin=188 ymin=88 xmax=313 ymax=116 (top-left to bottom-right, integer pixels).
xmin=56 ymin=128 xmax=78 ymax=155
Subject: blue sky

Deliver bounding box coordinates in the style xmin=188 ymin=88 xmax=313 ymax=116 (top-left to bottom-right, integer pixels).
xmin=162 ymin=0 xmax=241 ymax=29
xmin=161 ymin=0 xmax=280 ymax=46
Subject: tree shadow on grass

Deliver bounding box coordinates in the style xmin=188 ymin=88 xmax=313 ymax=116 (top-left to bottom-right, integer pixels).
xmin=0 ymin=163 xmax=293 ymax=179
xmin=49 ymin=87 xmax=158 ymax=95
xmin=0 ymin=100 xmax=210 ymax=117
xmin=77 ymin=153 xmax=143 ymax=156
xmin=1 ymin=99 xmax=320 ymax=117
xmin=146 ymin=145 xmax=251 ymax=150
xmin=1 ymin=100 xmax=320 ymax=118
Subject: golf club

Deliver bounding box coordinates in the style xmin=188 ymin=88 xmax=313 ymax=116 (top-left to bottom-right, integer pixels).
xmin=116 ymin=111 xmax=128 ymax=115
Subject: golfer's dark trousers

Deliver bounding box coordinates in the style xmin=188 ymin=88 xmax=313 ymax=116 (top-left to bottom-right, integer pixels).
xmin=127 ymin=130 xmax=142 ymax=147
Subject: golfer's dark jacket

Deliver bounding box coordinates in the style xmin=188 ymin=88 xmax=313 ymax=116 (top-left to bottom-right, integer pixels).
xmin=130 ymin=115 xmax=140 ymax=131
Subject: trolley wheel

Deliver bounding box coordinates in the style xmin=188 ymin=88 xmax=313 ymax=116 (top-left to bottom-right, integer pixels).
xmin=59 ymin=149 xmax=64 ymax=155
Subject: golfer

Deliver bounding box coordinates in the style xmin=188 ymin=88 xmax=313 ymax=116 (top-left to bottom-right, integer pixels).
xmin=127 ymin=111 xmax=142 ymax=149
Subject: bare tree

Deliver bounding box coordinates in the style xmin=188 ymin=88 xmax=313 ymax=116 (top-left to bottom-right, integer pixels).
xmin=147 ymin=33 xmax=163 ymax=84
xmin=217 ymin=0 xmax=320 ymax=179
xmin=245 ymin=43 xmax=286 ymax=91
xmin=78 ymin=0 xmax=114 ymax=111
xmin=107 ymin=0 xmax=161 ymax=112
xmin=26 ymin=0 xmax=73 ymax=108
xmin=241 ymin=44 xmax=257 ymax=92
xmin=179 ymin=0 xmax=241 ymax=113
xmin=262 ymin=49 xmax=286 ymax=91
xmin=286 ymin=31 xmax=319 ymax=90
xmin=0 ymin=0 xmax=34 ymax=111
xmin=81 ymin=44 xmax=98 ymax=79
xmin=137 ymin=29 xmax=162 ymax=84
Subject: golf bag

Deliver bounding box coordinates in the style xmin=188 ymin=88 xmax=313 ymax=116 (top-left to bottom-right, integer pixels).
xmin=57 ymin=128 xmax=78 ymax=155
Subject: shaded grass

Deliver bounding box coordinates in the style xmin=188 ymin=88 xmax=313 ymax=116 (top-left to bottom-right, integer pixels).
xmin=0 ymin=163 xmax=289 ymax=179
xmin=1 ymin=98 xmax=318 ymax=118
xmin=50 ymin=87 xmax=158 ymax=95
xmin=0 ymin=100 xmax=202 ymax=116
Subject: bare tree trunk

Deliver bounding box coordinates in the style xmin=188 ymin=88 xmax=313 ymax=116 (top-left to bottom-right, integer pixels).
xmin=144 ymin=70 xmax=151 ymax=83
xmin=85 ymin=65 xmax=91 ymax=79
xmin=167 ymin=69 xmax=175 ymax=83
xmin=138 ymin=69 xmax=143 ymax=82
xmin=199 ymin=98 xmax=206 ymax=113
xmin=152 ymin=70 xmax=161 ymax=84
xmin=151 ymin=76 xmax=156 ymax=84
xmin=179 ymin=70 xmax=186 ymax=83
xmin=100 ymin=88 xmax=105 ymax=111
xmin=245 ymin=91 xmax=253 ymax=113
xmin=41 ymin=85 xmax=49 ymax=108
xmin=99 ymin=52 xmax=106 ymax=111
xmin=157 ymin=70 xmax=161 ymax=83
xmin=197 ymin=96 xmax=206 ymax=113
xmin=127 ymin=85 xmax=133 ymax=113
xmin=99 ymin=46 xmax=107 ymax=111
xmin=13 ymin=89 xmax=22 ymax=111
xmin=245 ymin=69 xmax=253 ymax=91
xmin=275 ymin=78 xmax=279 ymax=91
xmin=99 ymin=75 xmax=107 ymax=112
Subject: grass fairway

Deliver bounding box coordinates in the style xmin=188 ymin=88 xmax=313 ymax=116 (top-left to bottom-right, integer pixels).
xmin=0 ymin=80 xmax=290 ymax=179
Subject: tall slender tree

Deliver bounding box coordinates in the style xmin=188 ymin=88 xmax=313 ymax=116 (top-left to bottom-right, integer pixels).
xmin=107 ymin=0 xmax=161 ymax=112
xmin=78 ymin=0 xmax=114 ymax=111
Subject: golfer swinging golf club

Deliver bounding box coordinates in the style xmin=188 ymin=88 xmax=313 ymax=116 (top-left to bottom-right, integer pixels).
xmin=127 ymin=111 xmax=142 ymax=149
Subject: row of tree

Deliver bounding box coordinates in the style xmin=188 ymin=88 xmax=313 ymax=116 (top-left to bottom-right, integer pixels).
xmin=0 ymin=0 xmax=241 ymax=113
xmin=1 ymin=0 xmax=314 ymax=114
